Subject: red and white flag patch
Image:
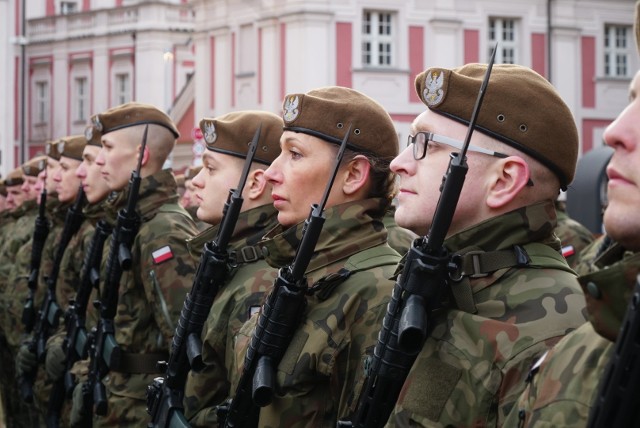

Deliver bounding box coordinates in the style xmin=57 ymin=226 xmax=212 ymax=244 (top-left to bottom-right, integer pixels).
xmin=152 ymin=245 xmax=174 ymax=264
xmin=561 ymin=245 xmax=575 ymax=258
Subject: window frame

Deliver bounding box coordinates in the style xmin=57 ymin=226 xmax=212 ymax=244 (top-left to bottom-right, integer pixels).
xmin=604 ymin=24 xmax=633 ymax=78
xmin=488 ymin=17 xmax=518 ymax=64
xmin=361 ymin=10 xmax=396 ymax=68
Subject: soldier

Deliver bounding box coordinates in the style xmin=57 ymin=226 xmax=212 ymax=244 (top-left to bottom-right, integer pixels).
xmin=69 ymin=102 xmax=198 ymax=426
xmin=181 ymin=165 xmax=207 ymax=231
xmin=0 ymin=182 xmax=7 ymax=214
xmin=180 ymin=110 xmax=283 ymax=426
xmin=226 ymin=86 xmax=403 ymax=427
xmin=504 ymin=3 xmax=640 ymax=425
xmin=382 ymin=64 xmax=588 ymax=427
xmin=555 ymin=198 xmax=595 ymax=269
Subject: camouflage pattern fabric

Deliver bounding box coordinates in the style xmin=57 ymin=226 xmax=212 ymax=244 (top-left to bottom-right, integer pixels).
xmin=0 ymin=200 xmax=38 ymax=286
xmin=504 ymin=238 xmax=638 ymax=427
xmin=89 ymin=169 xmax=198 ymax=427
xmin=231 ymin=198 xmax=401 ymax=428
xmin=554 ymin=207 xmax=595 ymax=269
xmin=183 ymin=203 xmax=279 ymax=426
xmin=384 ymin=200 xmax=588 ymax=428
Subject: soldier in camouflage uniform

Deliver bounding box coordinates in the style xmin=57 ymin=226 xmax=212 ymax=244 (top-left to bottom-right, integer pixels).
xmin=69 ymin=102 xmax=198 ymax=426
xmin=382 ymin=64 xmax=588 ymax=427
xmin=226 ymin=87 xmax=402 ymax=427
xmin=504 ymin=8 xmax=640 ymax=423
xmin=554 ymin=199 xmax=595 ymax=269
xmin=180 ymin=111 xmax=283 ymax=426
xmin=0 ymin=159 xmax=47 ymax=428
xmin=181 ymin=165 xmax=207 ymax=231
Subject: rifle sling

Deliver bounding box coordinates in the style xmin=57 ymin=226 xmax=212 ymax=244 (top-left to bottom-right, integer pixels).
xmin=110 ymin=351 xmax=168 ymax=374
xmin=232 ymin=245 xmax=264 ymax=264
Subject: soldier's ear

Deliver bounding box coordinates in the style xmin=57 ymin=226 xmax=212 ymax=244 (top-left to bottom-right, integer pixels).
xmin=137 ymin=144 xmax=151 ymax=167
xmin=485 ymin=155 xmax=530 ymax=209
xmin=246 ymin=169 xmax=268 ymax=201
xmin=341 ymin=155 xmax=371 ymax=197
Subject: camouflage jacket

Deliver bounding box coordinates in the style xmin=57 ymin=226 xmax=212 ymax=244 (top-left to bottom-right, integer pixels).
xmin=183 ymin=203 xmax=279 ymax=426
xmin=232 ymin=198 xmax=401 ymax=428
xmin=385 ymin=200 xmax=587 ymax=428
xmin=505 ymin=237 xmax=638 ymax=427
xmin=383 ymin=204 xmax=417 ymax=255
xmin=554 ymin=208 xmax=595 ymax=269
xmin=95 ymin=169 xmax=197 ymax=426
xmin=0 ymin=200 xmax=38 ymax=285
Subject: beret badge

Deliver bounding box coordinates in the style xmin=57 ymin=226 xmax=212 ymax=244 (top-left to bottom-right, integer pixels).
xmin=23 ymin=166 xmax=33 ymax=175
xmin=85 ymin=125 xmax=94 ymax=142
xmin=283 ymin=95 xmax=300 ymax=123
xmin=39 ymin=159 xmax=46 ymax=170
xmin=423 ymin=70 xmax=445 ymax=107
xmin=92 ymin=115 xmax=103 ymax=132
xmin=57 ymin=141 xmax=65 ymax=155
xmin=203 ymin=121 xmax=217 ymax=145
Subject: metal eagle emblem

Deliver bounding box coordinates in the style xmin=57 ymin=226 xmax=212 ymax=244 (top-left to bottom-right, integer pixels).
xmin=85 ymin=125 xmax=94 ymax=142
xmin=423 ymin=70 xmax=445 ymax=107
xmin=203 ymin=121 xmax=217 ymax=144
xmin=92 ymin=115 xmax=103 ymax=132
xmin=283 ymin=95 xmax=300 ymax=123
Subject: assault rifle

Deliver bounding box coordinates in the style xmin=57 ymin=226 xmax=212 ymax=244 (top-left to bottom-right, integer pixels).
xmin=587 ymin=273 xmax=640 ymax=427
xmin=340 ymin=47 xmax=497 ymax=428
xmin=221 ymin=125 xmax=351 ymax=428
xmin=87 ymin=125 xmax=147 ymax=416
xmin=55 ymin=218 xmax=113 ymax=427
xmin=22 ymin=177 xmax=50 ymax=333
xmin=19 ymin=185 xmax=87 ymax=409
xmin=146 ymin=124 xmax=262 ymax=428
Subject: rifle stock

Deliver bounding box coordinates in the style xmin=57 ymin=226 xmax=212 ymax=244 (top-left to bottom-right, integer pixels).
xmin=341 ymin=46 xmax=497 ymax=428
xmin=146 ymin=124 xmax=263 ymax=428
xmin=222 ymin=125 xmax=351 ymax=428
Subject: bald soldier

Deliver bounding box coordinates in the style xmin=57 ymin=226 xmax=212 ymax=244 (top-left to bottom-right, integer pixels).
xmin=69 ymin=102 xmax=198 ymax=426
xmin=381 ymin=64 xmax=587 ymax=427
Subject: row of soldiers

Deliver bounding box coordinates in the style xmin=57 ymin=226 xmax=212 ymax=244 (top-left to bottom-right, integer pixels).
xmin=0 ymin=25 xmax=631 ymax=428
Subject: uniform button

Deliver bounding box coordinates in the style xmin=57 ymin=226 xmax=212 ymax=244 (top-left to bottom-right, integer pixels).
xmin=261 ymin=246 xmax=269 ymax=257
xmin=586 ymin=281 xmax=602 ymax=299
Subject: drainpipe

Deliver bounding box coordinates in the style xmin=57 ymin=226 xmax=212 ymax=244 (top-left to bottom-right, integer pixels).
xmin=547 ymin=0 xmax=553 ymax=83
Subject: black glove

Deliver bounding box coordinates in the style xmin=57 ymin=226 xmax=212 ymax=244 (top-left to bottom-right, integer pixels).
xmin=16 ymin=343 xmax=37 ymax=377
xmin=45 ymin=341 xmax=67 ymax=381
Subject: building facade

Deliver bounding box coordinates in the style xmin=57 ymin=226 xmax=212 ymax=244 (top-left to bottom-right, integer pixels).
xmin=1 ymin=0 xmax=636 ymax=176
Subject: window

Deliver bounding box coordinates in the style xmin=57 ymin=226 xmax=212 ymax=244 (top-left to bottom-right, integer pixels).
xmin=488 ymin=18 xmax=518 ymax=64
xmin=604 ymin=24 xmax=632 ymax=77
xmin=74 ymin=77 xmax=88 ymax=122
xmin=60 ymin=1 xmax=77 ymax=14
xmin=115 ymin=73 xmax=130 ymax=105
xmin=35 ymin=81 xmax=49 ymax=124
xmin=362 ymin=10 xmax=395 ymax=67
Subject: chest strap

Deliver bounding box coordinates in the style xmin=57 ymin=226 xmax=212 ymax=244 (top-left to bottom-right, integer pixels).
xmin=231 ymin=245 xmax=264 ymax=265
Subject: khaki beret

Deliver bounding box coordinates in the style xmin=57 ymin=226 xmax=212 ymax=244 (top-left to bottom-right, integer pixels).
xmin=184 ymin=165 xmax=202 ymax=180
xmin=4 ymin=168 xmax=24 ymax=187
xmin=281 ymin=86 xmax=399 ymax=161
xmin=22 ymin=155 xmax=48 ymax=177
xmin=199 ymin=111 xmax=283 ymax=165
xmin=415 ymin=64 xmax=578 ymax=189
xmin=45 ymin=140 xmax=61 ymax=160
xmin=175 ymin=173 xmax=185 ymax=188
xmin=56 ymin=135 xmax=86 ymax=161
xmin=89 ymin=102 xmax=179 ymax=138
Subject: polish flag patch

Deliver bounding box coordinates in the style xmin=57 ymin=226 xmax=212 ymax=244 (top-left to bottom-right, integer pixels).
xmin=561 ymin=245 xmax=575 ymax=258
xmin=152 ymin=245 xmax=174 ymax=264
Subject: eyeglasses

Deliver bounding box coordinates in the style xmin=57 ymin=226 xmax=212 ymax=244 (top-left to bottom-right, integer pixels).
xmin=408 ymin=131 xmax=508 ymax=161
xmin=408 ymin=131 xmax=534 ymax=186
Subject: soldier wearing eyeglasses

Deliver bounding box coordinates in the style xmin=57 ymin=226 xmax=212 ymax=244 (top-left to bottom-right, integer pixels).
xmin=384 ymin=64 xmax=588 ymax=427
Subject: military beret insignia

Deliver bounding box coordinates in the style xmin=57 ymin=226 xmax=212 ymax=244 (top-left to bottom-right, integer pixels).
xmin=283 ymin=95 xmax=300 ymax=123
xmin=23 ymin=166 xmax=33 ymax=175
xmin=92 ymin=115 xmax=103 ymax=132
xmin=45 ymin=144 xmax=51 ymax=155
xmin=423 ymin=70 xmax=445 ymax=107
xmin=203 ymin=121 xmax=217 ymax=145
xmin=38 ymin=159 xmax=46 ymax=170
xmin=85 ymin=125 xmax=93 ymax=142
xmin=57 ymin=141 xmax=65 ymax=155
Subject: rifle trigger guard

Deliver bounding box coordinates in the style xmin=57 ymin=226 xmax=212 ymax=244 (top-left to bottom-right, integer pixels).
xmin=448 ymin=253 xmax=464 ymax=282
